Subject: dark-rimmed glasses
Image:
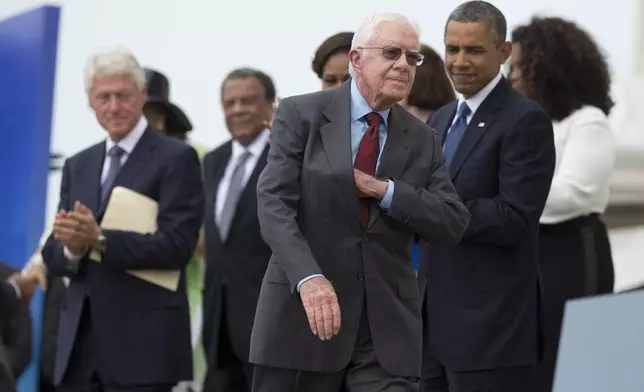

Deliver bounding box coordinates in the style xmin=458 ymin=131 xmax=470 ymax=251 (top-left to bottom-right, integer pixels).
xmin=357 ymin=46 xmax=425 ymax=66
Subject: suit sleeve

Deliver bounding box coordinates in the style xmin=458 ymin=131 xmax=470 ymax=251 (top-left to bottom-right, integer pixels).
xmin=0 ymin=281 xmax=18 ymax=323
xmin=462 ymin=110 xmax=556 ymax=246
xmin=101 ymin=146 xmax=205 ymax=270
xmin=388 ymin=127 xmax=470 ymax=246
xmin=256 ymin=98 xmax=322 ymax=292
xmin=41 ymin=160 xmax=81 ymax=277
xmin=6 ymin=300 xmax=32 ymax=378
xmin=0 ymin=263 xmax=32 ymax=379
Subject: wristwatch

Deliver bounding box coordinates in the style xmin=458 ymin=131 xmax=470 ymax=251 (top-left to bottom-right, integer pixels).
xmin=94 ymin=233 xmax=107 ymax=252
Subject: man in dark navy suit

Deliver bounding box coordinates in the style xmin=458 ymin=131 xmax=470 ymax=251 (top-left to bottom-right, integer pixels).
xmin=418 ymin=2 xmax=556 ymax=392
xmin=42 ymin=47 xmax=204 ymax=392
xmin=201 ymin=68 xmax=275 ymax=392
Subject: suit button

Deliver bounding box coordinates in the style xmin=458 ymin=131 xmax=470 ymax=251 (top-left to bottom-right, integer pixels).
xmin=362 ymin=234 xmax=369 ymax=242
xmin=356 ymin=273 xmax=364 ymax=282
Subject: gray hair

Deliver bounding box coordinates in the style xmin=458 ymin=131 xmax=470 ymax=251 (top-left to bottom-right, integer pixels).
xmin=83 ymin=46 xmax=146 ymax=95
xmin=446 ymin=1 xmax=507 ymax=44
xmin=349 ymin=13 xmax=421 ymax=77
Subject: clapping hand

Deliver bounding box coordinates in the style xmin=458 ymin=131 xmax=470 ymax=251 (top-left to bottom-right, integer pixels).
xmin=53 ymin=201 xmax=101 ymax=255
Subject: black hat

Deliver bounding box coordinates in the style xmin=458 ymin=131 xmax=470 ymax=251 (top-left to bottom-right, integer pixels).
xmin=144 ymin=68 xmax=193 ymax=132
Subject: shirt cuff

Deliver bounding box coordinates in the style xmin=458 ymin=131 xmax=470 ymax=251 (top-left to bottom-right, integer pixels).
xmin=63 ymin=247 xmax=84 ymax=263
xmin=378 ymin=180 xmax=395 ymax=210
xmin=297 ymin=274 xmax=325 ymax=292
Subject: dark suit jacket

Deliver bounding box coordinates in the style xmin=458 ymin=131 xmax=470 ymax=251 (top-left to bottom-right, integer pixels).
xmin=0 ymin=280 xmax=18 ymax=392
xmin=418 ymin=77 xmax=556 ymax=372
xmin=249 ymin=82 xmax=470 ymax=378
xmin=42 ymin=128 xmax=204 ymax=387
xmin=0 ymin=262 xmax=32 ymax=379
xmin=202 ymin=141 xmax=272 ymax=369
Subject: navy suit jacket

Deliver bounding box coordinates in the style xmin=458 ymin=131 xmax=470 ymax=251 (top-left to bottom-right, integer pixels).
xmin=418 ymin=77 xmax=556 ymax=371
xmin=42 ymin=128 xmax=204 ymax=386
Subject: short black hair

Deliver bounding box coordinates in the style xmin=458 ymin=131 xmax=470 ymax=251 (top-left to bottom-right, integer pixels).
xmin=512 ymin=16 xmax=614 ymax=120
xmin=446 ymin=1 xmax=507 ymax=44
xmin=220 ymin=67 xmax=276 ymax=103
xmin=311 ymin=32 xmax=354 ymax=79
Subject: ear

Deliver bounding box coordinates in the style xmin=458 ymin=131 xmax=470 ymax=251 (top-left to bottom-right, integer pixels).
xmin=349 ymin=48 xmax=361 ymax=74
xmin=498 ymin=41 xmax=512 ymax=64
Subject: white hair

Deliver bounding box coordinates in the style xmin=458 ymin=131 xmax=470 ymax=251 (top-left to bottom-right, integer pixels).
xmin=83 ymin=46 xmax=146 ymax=95
xmin=349 ymin=13 xmax=421 ymax=77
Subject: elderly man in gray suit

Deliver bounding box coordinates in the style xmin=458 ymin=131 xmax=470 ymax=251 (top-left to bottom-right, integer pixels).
xmin=249 ymin=12 xmax=471 ymax=392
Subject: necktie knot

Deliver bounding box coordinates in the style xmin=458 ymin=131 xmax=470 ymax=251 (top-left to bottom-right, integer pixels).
xmin=238 ymin=150 xmax=251 ymax=162
xmin=365 ymin=112 xmax=382 ymax=128
xmin=108 ymin=145 xmax=125 ymax=158
xmin=457 ymin=102 xmax=471 ymax=120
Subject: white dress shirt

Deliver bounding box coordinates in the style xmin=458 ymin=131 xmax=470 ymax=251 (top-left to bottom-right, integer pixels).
xmin=214 ymin=129 xmax=270 ymax=226
xmin=101 ymin=116 xmax=148 ymax=183
xmin=64 ymin=117 xmax=149 ymax=261
xmin=540 ymin=106 xmax=616 ymax=224
xmin=451 ymin=72 xmax=503 ymax=128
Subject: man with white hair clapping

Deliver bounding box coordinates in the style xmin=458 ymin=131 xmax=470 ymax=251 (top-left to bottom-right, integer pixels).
xmin=41 ymin=47 xmax=204 ymax=392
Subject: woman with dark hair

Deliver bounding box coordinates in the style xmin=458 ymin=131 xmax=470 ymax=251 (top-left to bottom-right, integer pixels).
xmin=400 ymin=44 xmax=455 ymax=122
xmin=510 ymin=16 xmax=616 ymax=392
xmin=312 ymin=32 xmax=354 ymax=90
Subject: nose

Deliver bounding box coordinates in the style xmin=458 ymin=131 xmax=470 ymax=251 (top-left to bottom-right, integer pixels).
xmin=453 ymin=50 xmax=469 ymax=68
xmin=106 ymin=96 xmax=122 ymax=112
xmin=230 ymin=101 xmax=245 ymax=115
xmin=393 ymin=52 xmax=411 ymax=70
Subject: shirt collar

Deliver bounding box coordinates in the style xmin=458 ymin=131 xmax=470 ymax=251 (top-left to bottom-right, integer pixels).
xmin=231 ymin=128 xmax=270 ymax=159
xmin=105 ymin=116 xmax=148 ymax=155
xmin=457 ymin=72 xmax=503 ymax=116
xmin=350 ymin=79 xmax=390 ymax=125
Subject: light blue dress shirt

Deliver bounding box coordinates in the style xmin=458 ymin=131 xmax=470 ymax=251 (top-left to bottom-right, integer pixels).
xmin=297 ymin=80 xmax=395 ymax=291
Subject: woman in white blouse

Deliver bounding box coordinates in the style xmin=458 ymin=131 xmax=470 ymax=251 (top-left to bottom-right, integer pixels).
xmin=510 ymin=16 xmax=616 ymax=392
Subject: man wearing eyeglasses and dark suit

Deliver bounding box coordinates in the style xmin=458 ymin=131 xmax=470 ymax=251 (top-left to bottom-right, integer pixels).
xmin=249 ymin=13 xmax=469 ymax=392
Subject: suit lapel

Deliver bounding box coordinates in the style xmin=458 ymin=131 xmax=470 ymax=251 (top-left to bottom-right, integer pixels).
xmin=79 ymin=143 xmax=105 ymax=216
xmin=97 ymin=129 xmax=158 ymax=219
xmin=368 ymin=105 xmax=410 ymax=228
xmin=449 ymin=78 xmax=509 ymax=180
xmin=204 ymin=143 xmax=231 ymax=243
xmin=319 ymin=83 xmax=362 ymax=228
xmin=437 ymin=102 xmax=458 ymax=145
xmin=376 ymin=105 xmax=409 ymax=180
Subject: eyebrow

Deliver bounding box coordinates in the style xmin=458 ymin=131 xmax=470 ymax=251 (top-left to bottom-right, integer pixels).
xmin=377 ymin=41 xmax=408 ymax=48
xmin=446 ymin=44 xmax=486 ymax=50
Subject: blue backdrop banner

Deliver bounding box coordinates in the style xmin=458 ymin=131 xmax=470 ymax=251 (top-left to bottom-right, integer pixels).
xmin=0 ymin=5 xmax=61 ymax=391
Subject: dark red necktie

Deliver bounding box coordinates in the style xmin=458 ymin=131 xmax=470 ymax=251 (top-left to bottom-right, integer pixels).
xmin=354 ymin=112 xmax=381 ymax=227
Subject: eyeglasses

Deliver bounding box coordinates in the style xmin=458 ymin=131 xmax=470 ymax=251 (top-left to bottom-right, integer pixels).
xmin=357 ymin=46 xmax=425 ymax=66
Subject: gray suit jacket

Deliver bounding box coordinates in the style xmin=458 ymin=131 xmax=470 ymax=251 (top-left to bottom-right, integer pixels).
xmin=249 ymin=82 xmax=470 ymax=378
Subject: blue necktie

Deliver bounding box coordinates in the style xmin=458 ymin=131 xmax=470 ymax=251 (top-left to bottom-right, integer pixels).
xmin=101 ymin=145 xmax=125 ymax=204
xmin=443 ymin=102 xmax=471 ymax=167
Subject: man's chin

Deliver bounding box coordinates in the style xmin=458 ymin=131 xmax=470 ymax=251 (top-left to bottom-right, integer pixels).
xmin=106 ymin=125 xmax=134 ymax=138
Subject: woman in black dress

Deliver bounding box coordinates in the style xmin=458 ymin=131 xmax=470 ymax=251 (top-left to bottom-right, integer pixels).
xmin=510 ymin=16 xmax=616 ymax=392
